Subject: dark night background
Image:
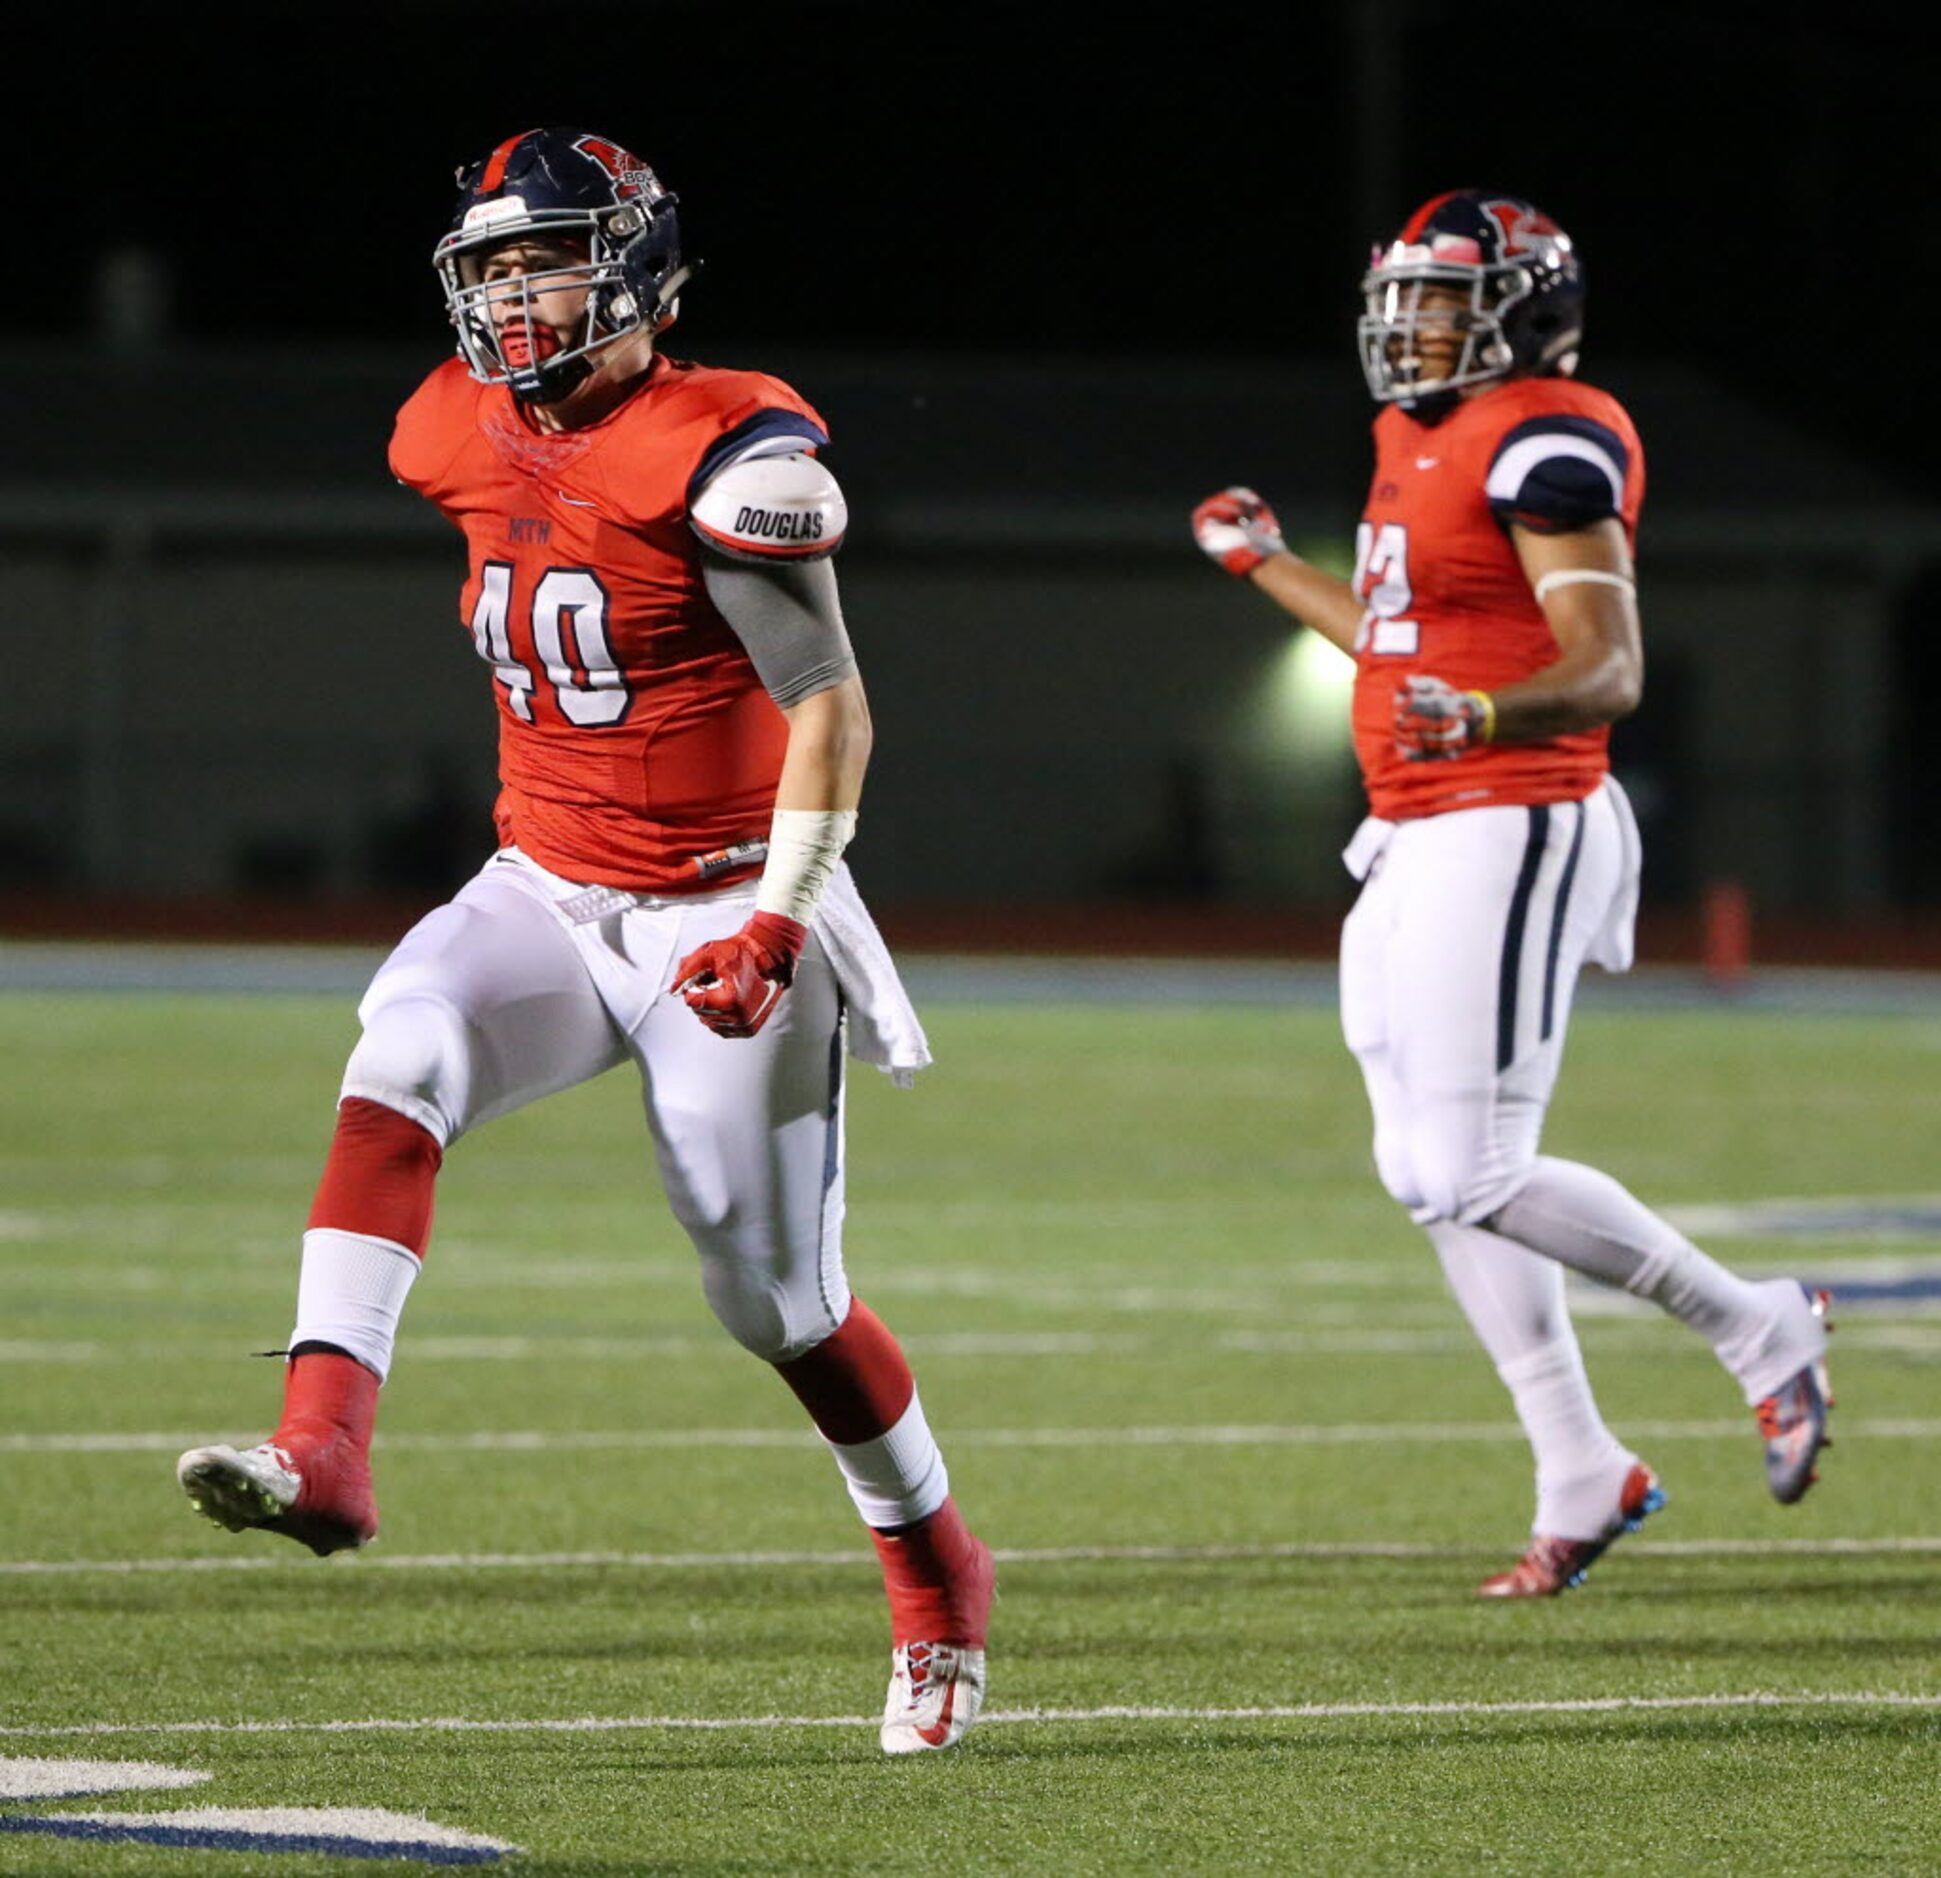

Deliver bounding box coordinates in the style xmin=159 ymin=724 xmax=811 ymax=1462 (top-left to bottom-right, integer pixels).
xmin=36 ymin=3 xmax=1935 ymax=497
xmin=4 ymin=1 xmax=1934 ymax=936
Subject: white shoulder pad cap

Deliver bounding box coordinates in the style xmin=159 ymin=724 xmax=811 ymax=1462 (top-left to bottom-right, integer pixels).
xmin=690 ymin=452 xmax=847 ymax=562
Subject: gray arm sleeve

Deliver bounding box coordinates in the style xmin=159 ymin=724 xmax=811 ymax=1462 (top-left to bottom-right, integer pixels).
xmin=701 ymin=556 xmax=859 ymax=707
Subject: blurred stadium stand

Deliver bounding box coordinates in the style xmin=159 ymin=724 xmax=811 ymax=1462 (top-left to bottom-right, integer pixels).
xmin=3 ymin=342 xmax=1938 ymax=961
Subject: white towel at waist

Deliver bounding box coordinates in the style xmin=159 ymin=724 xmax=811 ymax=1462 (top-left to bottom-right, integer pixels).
xmin=815 ymin=863 xmax=933 ymax=1087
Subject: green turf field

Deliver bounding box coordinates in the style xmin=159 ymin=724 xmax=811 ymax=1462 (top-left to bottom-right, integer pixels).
xmin=2 ymin=982 xmax=1937 ymax=1873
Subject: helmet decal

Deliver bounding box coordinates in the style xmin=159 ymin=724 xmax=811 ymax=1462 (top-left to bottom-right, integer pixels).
xmin=571 ymin=135 xmax=659 ymax=200
xmin=1479 ymin=197 xmax=1562 ymax=259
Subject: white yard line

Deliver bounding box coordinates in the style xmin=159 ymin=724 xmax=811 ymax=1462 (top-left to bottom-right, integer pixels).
xmin=3 ymin=1691 xmax=1936 ymax=1741
xmin=6 ymin=1320 xmax=1937 ymax=1363
xmin=9 ymin=1417 xmax=1939 ymax=1456
xmin=5 ymin=1536 xmax=1938 ymax=1578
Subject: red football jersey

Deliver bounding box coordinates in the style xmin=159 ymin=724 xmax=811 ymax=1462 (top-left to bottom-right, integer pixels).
xmin=389 ymin=354 xmax=829 ymax=890
xmin=1349 ymin=377 xmax=1645 ymax=820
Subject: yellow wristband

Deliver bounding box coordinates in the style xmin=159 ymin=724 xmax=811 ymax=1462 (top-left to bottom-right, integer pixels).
xmin=1465 ymin=691 xmax=1497 ymax=744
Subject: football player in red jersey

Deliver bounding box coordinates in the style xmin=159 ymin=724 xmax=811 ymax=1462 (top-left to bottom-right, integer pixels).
xmin=1194 ymin=191 xmax=1834 ymax=1596
xmin=177 ymin=129 xmax=992 ymax=1750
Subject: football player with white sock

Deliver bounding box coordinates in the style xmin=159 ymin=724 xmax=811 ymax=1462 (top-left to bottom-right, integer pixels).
xmin=1193 ymin=190 xmax=1832 ymax=1596
xmin=177 ymin=129 xmax=992 ymax=1747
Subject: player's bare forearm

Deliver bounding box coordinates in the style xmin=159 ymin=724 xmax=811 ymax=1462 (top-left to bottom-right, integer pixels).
xmin=775 ymin=674 xmax=872 ymax=810
xmin=1488 ymin=632 xmax=1642 ymax=741
xmin=1494 ymin=519 xmax=1643 ymax=740
xmin=1189 ymin=488 xmax=1359 ymax=654
xmin=1248 ymin=553 xmax=1363 ymax=656
xmin=1397 ymin=520 xmax=1642 ymax=759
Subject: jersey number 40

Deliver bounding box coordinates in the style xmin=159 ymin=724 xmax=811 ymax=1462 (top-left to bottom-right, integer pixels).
xmin=470 ymin=562 xmax=631 ymax=727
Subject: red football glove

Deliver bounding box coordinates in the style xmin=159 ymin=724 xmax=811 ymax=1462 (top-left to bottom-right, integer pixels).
xmin=1394 ymin=675 xmax=1495 ymax=760
xmin=1191 ymin=486 xmax=1285 ymax=577
xmin=672 ymin=912 xmax=809 ymax=1038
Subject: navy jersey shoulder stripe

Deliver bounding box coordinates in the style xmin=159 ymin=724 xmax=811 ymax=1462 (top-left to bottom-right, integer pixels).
xmin=1485 ymin=413 xmax=1629 ymax=532
xmin=688 ymin=409 xmax=830 ymax=503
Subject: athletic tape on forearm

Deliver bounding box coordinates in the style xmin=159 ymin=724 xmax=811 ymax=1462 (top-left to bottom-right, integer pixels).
xmin=1532 ymin=568 xmax=1636 ymax=604
xmin=755 ymin=808 xmax=857 ymax=922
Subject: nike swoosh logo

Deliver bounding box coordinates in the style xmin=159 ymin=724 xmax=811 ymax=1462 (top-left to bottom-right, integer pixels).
xmin=553 ymin=490 xmax=598 ymax=509
xmin=917 ymin=1678 xmax=956 ymax=1747
xmin=1415 ymin=457 xmax=1439 ymax=470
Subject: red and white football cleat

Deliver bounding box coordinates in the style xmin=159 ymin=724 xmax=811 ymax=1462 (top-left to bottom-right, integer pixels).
xmin=176 ymin=1433 xmax=378 ymax=1557
xmin=1477 ymin=1461 xmax=1666 ymax=1599
xmin=871 ymin=1499 xmax=996 ymax=1754
xmin=177 ymin=1349 xmax=381 ymax=1557
xmin=881 ymin=1641 xmax=987 ymax=1755
xmin=1756 ymin=1287 xmax=1835 ymax=1505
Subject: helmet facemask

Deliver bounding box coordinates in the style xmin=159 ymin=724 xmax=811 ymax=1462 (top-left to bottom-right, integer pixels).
xmin=435 ymin=194 xmax=689 ymax=404
xmin=1358 ymin=258 xmax=1535 ymax=410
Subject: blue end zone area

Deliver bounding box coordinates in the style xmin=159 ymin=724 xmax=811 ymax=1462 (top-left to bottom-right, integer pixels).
xmin=1801 ymin=1271 xmax=1941 ymax=1302
xmin=0 ymin=1814 xmax=506 ymax=1864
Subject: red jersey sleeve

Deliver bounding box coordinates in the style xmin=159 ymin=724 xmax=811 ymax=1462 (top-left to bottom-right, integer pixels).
xmin=1482 ymin=388 xmax=1641 ymax=535
xmin=388 ymin=358 xmax=485 ymax=506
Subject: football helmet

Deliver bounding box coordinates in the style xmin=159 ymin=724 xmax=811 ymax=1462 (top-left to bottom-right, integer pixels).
xmin=1358 ymin=190 xmax=1584 ymax=416
xmin=434 ymin=127 xmax=692 ymax=403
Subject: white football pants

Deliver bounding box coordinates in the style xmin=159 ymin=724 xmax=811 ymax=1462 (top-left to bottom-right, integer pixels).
xmin=338 ymin=848 xmax=854 ymax=1362
xmin=1340 ymin=777 xmax=1640 ymax=1227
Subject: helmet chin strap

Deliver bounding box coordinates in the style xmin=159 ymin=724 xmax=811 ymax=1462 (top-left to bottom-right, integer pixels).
xmin=651 ymin=262 xmax=696 ymax=329
xmin=510 ymin=354 xmax=595 ymax=405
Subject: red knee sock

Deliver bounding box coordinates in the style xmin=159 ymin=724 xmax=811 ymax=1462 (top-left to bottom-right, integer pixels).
xmin=773 ymin=1299 xmax=914 ymax=1443
xmin=306 ymin=1097 xmax=443 ymax=1252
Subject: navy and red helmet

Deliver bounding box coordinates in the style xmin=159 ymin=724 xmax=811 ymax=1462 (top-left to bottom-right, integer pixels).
xmin=433 ymin=127 xmax=691 ymax=402
xmin=1358 ymin=190 xmax=1585 ymax=416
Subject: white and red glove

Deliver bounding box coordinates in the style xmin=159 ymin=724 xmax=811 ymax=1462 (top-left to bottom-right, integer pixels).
xmin=1393 ymin=674 xmax=1496 ymax=760
xmin=1191 ymin=486 xmax=1285 ymax=577
xmin=672 ymin=911 xmax=808 ymax=1038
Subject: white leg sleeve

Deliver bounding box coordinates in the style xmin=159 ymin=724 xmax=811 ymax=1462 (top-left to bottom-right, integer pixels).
xmin=291 ymin=1228 xmax=421 ymax=1383
xmin=1427 ymin=1220 xmax=1634 ymax=1539
xmin=1490 ymin=1156 xmax=1807 ymax=1399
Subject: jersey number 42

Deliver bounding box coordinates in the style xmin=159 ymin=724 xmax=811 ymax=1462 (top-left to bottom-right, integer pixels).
xmin=1351 ymin=522 xmax=1419 ymax=657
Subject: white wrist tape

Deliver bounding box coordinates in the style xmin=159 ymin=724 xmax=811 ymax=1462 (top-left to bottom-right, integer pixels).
xmin=1533 ymin=568 xmax=1637 ymax=604
xmin=755 ymin=808 xmax=857 ymax=922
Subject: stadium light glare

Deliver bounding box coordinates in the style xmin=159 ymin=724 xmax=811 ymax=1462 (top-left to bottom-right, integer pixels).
xmin=1253 ymin=626 xmax=1356 ymax=779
